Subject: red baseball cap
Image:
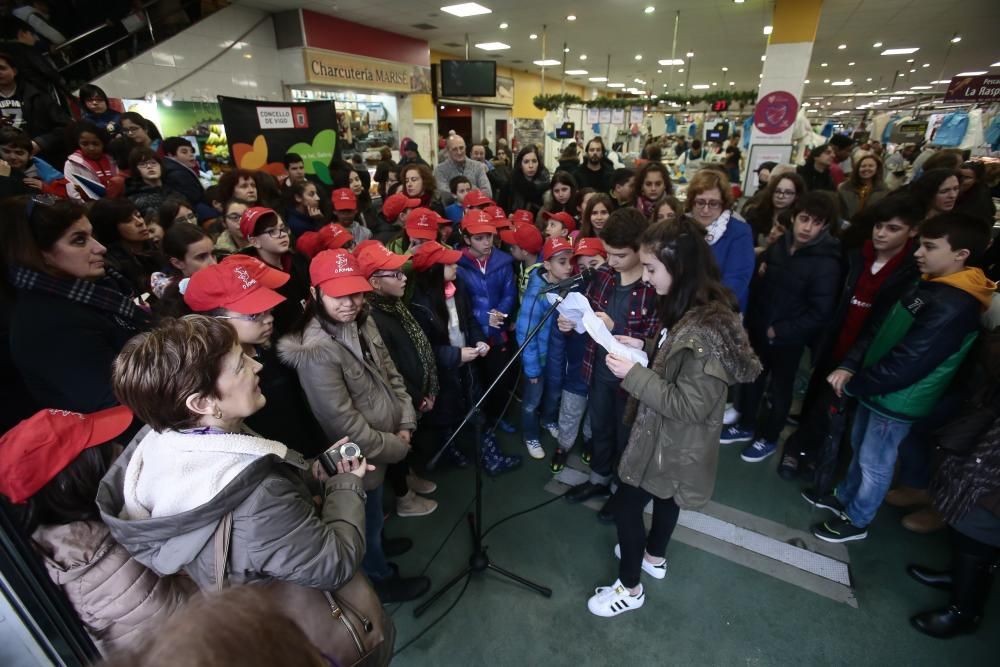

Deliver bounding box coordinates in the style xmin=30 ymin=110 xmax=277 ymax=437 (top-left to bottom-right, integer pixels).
xmin=411 ymin=241 xmax=463 ymax=272
xmin=543 ymin=237 xmax=575 ymax=261
xmin=331 ymin=188 xmax=357 ymax=211
xmin=573 ymin=236 xmax=607 ymax=258
xmin=461 ymin=209 xmax=496 ymax=236
xmin=382 ymin=192 xmax=421 ymax=222
xmin=463 ymin=189 xmax=494 ymax=208
xmin=310 ymin=248 xmax=373 ymax=297
xmin=219 ymin=254 xmax=290 ymax=289
xmin=356 ymin=241 xmax=408 ymax=278
xmin=542 ymin=210 xmax=577 ymax=234
xmin=483 ymin=205 xmax=511 ymax=230
xmin=239 ymin=206 xmax=279 ymax=239
xmin=184 ymin=260 xmax=287 ymax=314
xmin=511 ymin=209 xmax=535 ymax=227
xmin=295 ymin=231 xmax=324 ymax=259
xmin=405 ymin=207 xmax=442 ymax=240
xmin=0 ymin=405 xmax=133 ymax=504
xmin=505 ymin=223 xmax=544 ymax=254
xmin=318 ymin=223 xmax=354 ymax=250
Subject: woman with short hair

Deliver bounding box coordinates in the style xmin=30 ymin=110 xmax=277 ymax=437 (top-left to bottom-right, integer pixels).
xmin=399 ymin=162 xmax=446 ymax=216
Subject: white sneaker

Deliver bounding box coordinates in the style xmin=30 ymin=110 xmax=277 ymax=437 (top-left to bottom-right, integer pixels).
xmin=587 ymin=579 xmax=645 ymax=617
xmin=543 ymin=422 xmax=560 ymax=439
xmin=396 ymin=490 xmax=438 ymax=517
xmin=723 ymin=404 xmax=740 ymax=426
xmin=525 ymin=439 xmax=545 ymax=459
xmin=614 ymin=544 xmax=667 ymax=580
xmin=406 ymin=472 xmax=437 ymax=495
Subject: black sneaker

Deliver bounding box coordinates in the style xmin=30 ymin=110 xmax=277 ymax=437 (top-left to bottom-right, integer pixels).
xmin=550 ymin=448 xmax=569 ymax=474
xmin=581 ymin=441 xmax=593 ymax=466
xmin=812 ymin=517 xmax=868 ymax=543
xmin=801 ymin=488 xmax=847 ymax=518
xmin=777 ymin=453 xmax=800 ymax=481
xmin=564 ymin=481 xmax=611 ymax=504
xmin=373 ymin=572 xmax=431 ymax=603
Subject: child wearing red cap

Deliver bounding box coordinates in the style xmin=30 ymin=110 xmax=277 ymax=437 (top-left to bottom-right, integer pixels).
xmin=514 ymin=237 xmax=576 ymax=459
xmin=278 ymin=249 xmax=430 ymax=603
xmin=547 ymin=237 xmax=608 ymax=473
xmin=542 ymin=210 xmax=577 ymax=241
xmin=236 ymin=207 xmax=311 ymax=337
xmin=457 ymin=210 xmax=520 ymax=432
xmin=0 ymin=406 xmax=195 ymax=653
xmin=501 ymin=222 xmax=545 ymax=297
xmin=331 ymin=187 xmax=374 ymax=244
xmin=409 ymin=242 xmax=522 ymax=475
xmin=372 ymin=192 xmax=421 ymax=244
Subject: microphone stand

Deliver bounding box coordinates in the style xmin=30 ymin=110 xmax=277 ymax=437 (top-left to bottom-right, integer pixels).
xmin=413 ymin=283 xmax=576 ymax=618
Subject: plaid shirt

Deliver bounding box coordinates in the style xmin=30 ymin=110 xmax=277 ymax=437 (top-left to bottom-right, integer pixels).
xmin=582 ymin=265 xmax=660 ymax=383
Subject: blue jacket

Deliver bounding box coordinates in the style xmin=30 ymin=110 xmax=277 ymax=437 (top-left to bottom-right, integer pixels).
xmin=710 ymin=216 xmax=755 ymax=312
xmin=515 ymin=268 xmax=557 ymax=378
xmin=457 ymin=249 xmax=517 ymax=343
xmin=286 ymin=207 xmax=320 ymax=237
xmin=545 ymin=324 xmax=588 ymax=398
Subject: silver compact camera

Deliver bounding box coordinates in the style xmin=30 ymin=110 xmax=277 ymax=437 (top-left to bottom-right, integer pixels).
xmin=319 ymin=442 xmax=364 ymax=475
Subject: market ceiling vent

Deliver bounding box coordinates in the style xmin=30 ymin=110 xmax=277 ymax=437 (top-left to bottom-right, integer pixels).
xmin=443 ymin=42 xmax=463 ymax=48
xmin=411 ymin=23 xmax=438 ymax=30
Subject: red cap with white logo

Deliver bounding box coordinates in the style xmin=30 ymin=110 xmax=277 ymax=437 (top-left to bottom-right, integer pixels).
xmin=331 ymin=188 xmax=358 ymax=211
xmin=542 ymin=237 xmax=575 ymax=261
xmin=404 ymin=207 xmax=442 ymax=240
xmin=310 ymin=248 xmax=373 ymax=297
xmin=184 ymin=260 xmax=287 ymax=314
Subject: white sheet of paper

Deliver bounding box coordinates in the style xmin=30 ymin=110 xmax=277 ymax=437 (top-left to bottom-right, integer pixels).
xmin=549 ymin=292 xmax=649 ymax=366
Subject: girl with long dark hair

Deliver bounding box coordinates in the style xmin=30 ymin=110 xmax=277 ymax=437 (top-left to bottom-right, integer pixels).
xmin=586 ymin=218 xmax=760 ymax=617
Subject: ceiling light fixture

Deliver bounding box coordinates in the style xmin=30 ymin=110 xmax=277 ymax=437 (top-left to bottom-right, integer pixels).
xmin=831 ymin=80 xmax=853 ymax=86
xmin=579 ymin=54 xmax=587 ymax=60
xmin=866 ymin=77 xmax=873 ymax=81
xmin=475 ymin=42 xmax=510 ymax=51
xmin=533 ymin=59 xmax=561 ymax=66
xmin=761 ymin=55 xmax=766 ymax=61
xmin=564 ymin=47 xmax=570 ymax=52
xmin=992 ymin=62 xmax=1000 ymax=67
xmin=848 ymin=62 xmax=855 ymax=66
xmin=881 ymin=47 xmax=919 ymax=55
xmin=721 ymin=66 xmax=728 ymax=72
xmin=565 ymin=69 xmax=588 ymax=75
xmin=956 ymin=70 xmax=987 ymax=76
xmin=906 ymin=58 xmax=914 ymax=63
xmin=658 ymin=59 xmax=685 ymax=66
xmin=588 ymin=76 xmax=607 ymax=82
xmin=804 ymin=79 xmax=810 ymax=83
xmin=441 ymin=3 xmax=492 ymax=18
xmin=634 ymin=54 xmax=642 ymax=60
xmin=930 ymin=80 xmax=951 ymax=84
xmin=872 ymin=42 xmax=883 ymax=48
xmin=644 ymin=6 xmax=655 ymax=14
xmin=729 ymin=81 xmax=735 ymax=86
xmin=566 ymin=14 xmax=576 ymax=21
xmin=678 ymin=68 xmax=684 ymax=72
xmin=529 ymin=33 xmax=537 ymax=39
xmin=686 ymin=51 xmax=694 ymax=58
xmin=821 ymin=62 xmax=828 ymax=67
xmin=763 ymin=25 xmax=773 ymax=35
xmin=911 ymin=85 xmax=932 ymax=90
xmin=657 ymin=69 xmax=663 ymax=73
xmin=909 ymin=68 xmax=916 ymax=73
xmin=838 ymin=44 xmax=847 ymax=50
xmin=692 ymin=84 xmax=710 ymax=89
xmin=950 ymin=34 xmax=961 ymax=43
xmin=607 ymin=82 xmax=626 ymax=88
xmin=922 ymin=63 xmax=930 ymax=67
xmin=823 ymin=78 xmax=830 ymax=83
xmin=498 ymin=22 xmax=508 ymax=29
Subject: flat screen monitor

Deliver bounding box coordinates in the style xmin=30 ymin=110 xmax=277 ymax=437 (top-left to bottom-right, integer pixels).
xmin=440 ymin=60 xmax=497 ymax=98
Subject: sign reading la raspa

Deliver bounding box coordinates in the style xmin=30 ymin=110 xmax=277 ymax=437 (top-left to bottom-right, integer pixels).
xmin=303 ymin=48 xmax=432 ymax=94
xmin=945 ymin=75 xmax=1000 ymax=103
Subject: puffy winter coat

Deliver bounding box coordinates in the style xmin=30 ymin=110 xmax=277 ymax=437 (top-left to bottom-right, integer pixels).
xmin=97 ymin=427 xmax=367 ymax=593
xmin=277 ymin=316 xmax=413 ymax=489
xmin=161 ymin=156 xmax=204 ymax=206
xmin=619 ymin=301 xmax=761 ymax=506
xmin=456 ymin=249 xmax=517 ymax=343
xmin=32 ymin=521 xmax=195 ymax=654
xmin=515 ymin=267 xmax=557 ymax=378
xmin=745 ymin=228 xmax=842 ymax=347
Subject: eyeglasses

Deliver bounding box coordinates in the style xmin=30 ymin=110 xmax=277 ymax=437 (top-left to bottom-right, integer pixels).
xmin=215 ymin=312 xmax=268 ymax=322
xmin=372 ymin=270 xmax=405 ymax=281
xmin=137 ymin=160 xmax=159 ymax=169
xmin=693 ymin=199 xmax=723 ymax=211
xmin=225 ymin=212 xmax=243 ymax=222
xmin=774 ymin=189 xmax=797 ymax=197
xmin=175 ymin=212 xmax=198 ymax=225
xmin=260 ymin=225 xmax=289 ymax=239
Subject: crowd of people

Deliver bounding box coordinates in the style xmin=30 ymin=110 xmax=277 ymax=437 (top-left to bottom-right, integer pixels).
xmin=0 ymin=77 xmax=999 ymax=663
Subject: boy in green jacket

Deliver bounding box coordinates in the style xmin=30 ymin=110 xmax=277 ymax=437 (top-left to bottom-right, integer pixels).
xmin=807 ymin=213 xmax=995 ymax=542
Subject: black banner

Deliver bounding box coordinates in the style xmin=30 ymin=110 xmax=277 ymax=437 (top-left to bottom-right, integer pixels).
xmin=217 ymin=96 xmax=341 ymax=184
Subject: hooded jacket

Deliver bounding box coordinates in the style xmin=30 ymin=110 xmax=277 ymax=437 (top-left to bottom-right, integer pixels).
xmin=746 ymin=227 xmax=842 ymax=347
xmin=619 ymin=301 xmax=761 ymax=506
xmin=277 ymin=316 xmax=413 ymax=489
xmin=842 ymin=267 xmax=997 ymax=421
xmin=31 ymin=520 xmax=196 ymax=653
xmin=457 ymin=248 xmax=517 ymax=344
xmin=96 ymin=427 xmax=367 ymax=593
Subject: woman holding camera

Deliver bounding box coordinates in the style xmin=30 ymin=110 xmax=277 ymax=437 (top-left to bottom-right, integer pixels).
xmin=96 ymin=314 xmax=390 ymax=662
xmin=278 ymin=248 xmax=430 ymax=603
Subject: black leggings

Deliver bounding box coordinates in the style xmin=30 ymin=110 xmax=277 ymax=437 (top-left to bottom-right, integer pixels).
xmin=612 ymin=485 xmax=680 ymax=588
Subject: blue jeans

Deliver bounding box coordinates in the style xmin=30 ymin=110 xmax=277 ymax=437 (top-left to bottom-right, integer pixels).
xmin=837 ymin=404 xmax=913 ymax=528
xmin=362 ymin=485 xmax=393 ymax=581
xmin=520 ymin=375 xmax=545 ymax=441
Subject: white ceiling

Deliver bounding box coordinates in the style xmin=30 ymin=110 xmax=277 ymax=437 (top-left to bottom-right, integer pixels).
xmin=236 ymin=0 xmax=1000 ymax=112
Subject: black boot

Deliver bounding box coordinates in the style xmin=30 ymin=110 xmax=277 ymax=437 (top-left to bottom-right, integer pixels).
xmin=910 ymin=550 xmax=994 ymax=638
xmin=906 ymin=564 xmax=952 ymax=591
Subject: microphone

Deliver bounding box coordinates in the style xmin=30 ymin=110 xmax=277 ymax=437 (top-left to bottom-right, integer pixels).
xmin=539 ymin=268 xmax=596 ymax=293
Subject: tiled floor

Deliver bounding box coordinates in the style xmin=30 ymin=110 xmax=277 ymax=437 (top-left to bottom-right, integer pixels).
xmin=383 ymin=429 xmax=998 ymax=666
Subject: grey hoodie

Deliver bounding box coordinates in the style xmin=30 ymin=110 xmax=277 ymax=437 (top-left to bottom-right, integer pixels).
xmin=96 ymin=427 xmax=367 ymax=592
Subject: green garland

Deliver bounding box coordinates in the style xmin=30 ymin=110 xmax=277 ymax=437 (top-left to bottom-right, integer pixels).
xmin=533 ymin=90 xmax=758 ymax=112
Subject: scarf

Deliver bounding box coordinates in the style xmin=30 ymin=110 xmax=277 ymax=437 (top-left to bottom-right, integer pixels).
xmin=9 ymin=264 xmax=151 ymax=331
xmin=704 ymin=210 xmax=731 ymax=246
xmin=369 ymin=292 xmax=440 ymax=399
xmin=636 ymin=196 xmax=657 ymax=218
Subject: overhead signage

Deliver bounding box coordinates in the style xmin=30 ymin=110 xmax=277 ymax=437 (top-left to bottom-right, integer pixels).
xmin=944 ymin=75 xmax=1000 ymax=103
xmin=303 ymin=48 xmax=432 ymax=94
